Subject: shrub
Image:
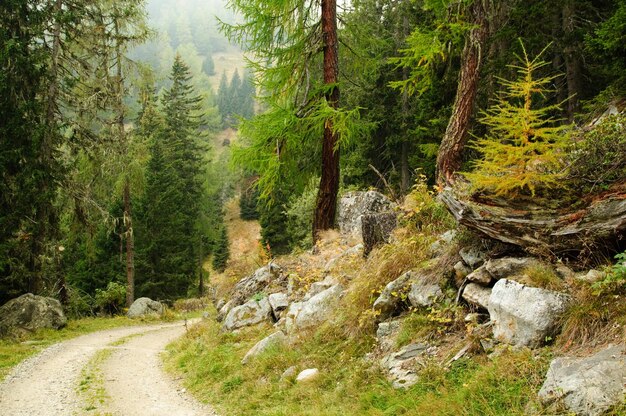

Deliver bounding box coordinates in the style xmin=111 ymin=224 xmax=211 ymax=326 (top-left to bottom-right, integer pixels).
xmin=94 ymin=282 xmax=126 ymax=315
xmin=285 ymin=176 xmax=318 ymax=251
xmin=239 ymin=187 xmax=259 ymax=220
xmin=212 ymin=226 xmax=230 ymax=273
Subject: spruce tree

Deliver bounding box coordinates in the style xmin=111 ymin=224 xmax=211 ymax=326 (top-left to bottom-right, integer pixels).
xmin=211 ymin=226 xmax=230 ymax=273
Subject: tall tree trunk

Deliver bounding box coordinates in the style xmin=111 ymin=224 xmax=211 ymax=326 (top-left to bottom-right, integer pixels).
xmin=313 ymin=0 xmax=340 ymax=242
xmin=114 ymin=15 xmax=134 ymax=307
xmin=436 ymin=0 xmax=490 ymax=187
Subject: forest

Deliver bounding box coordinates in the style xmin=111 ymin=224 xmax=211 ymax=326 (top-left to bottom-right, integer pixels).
xmin=1 ymin=0 xmax=625 ymax=314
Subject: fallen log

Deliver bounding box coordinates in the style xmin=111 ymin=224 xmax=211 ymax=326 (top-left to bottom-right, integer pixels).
xmin=439 ymin=185 xmax=626 ymax=258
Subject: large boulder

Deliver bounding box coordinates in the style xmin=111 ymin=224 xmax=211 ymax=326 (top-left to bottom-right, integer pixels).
xmin=337 ymin=191 xmax=395 ymax=238
xmin=268 ymin=292 xmax=289 ymax=317
xmin=241 ymin=331 xmax=287 ymax=364
xmin=285 ymin=284 xmax=343 ymax=333
xmin=223 ymin=298 xmax=272 ymax=331
xmin=127 ymin=297 xmax=164 ymax=318
xmin=488 ymin=279 xmax=569 ymax=348
xmin=538 ymin=344 xmax=626 ymax=416
xmin=232 ymin=263 xmax=285 ymax=305
xmin=361 ymin=212 xmax=397 ymax=256
xmin=0 ymin=294 xmax=67 ymax=335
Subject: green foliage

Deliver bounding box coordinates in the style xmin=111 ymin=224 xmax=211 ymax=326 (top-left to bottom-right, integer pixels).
xmin=94 ymin=282 xmax=127 ymax=315
xmin=566 ymin=113 xmax=626 ymax=192
xmin=285 ymin=176 xmax=320 ymax=251
xmin=592 ymin=251 xmax=626 ymax=296
xmin=258 ymin=191 xmax=292 ymax=257
xmin=239 ymin=187 xmax=260 ymax=221
xmin=464 ymin=43 xmax=570 ymax=197
xmin=212 ymin=227 xmax=230 ymax=273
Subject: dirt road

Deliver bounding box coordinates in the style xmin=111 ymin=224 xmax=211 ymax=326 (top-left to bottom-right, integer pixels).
xmin=0 ymin=321 xmax=216 ymax=416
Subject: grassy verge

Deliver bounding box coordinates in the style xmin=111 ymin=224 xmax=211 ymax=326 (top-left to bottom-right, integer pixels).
xmin=78 ymin=348 xmax=114 ymax=415
xmin=164 ymin=312 xmax=551 ymax=416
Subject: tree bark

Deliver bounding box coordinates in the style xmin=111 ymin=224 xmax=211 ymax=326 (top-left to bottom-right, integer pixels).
xmin=124 ymin=178 xmax=135 ymax=307
xmin=313 ymin=0 xmax=340 ymax=242
xmin=436 ymin=0 xmax=490 ymax=187
xmin=562 ymin=0 xmax=581 ymax=121
xmin=400 ymin=13 xmax=411 ymax=192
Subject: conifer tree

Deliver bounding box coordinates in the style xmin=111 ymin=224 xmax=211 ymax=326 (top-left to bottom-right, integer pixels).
xmin=464 ymin=44 xmax=569 ymax=197
xmin=211 ymin=226 xmax=230 ymax=273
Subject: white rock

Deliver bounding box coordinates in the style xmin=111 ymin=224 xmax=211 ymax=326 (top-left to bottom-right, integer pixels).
xmin=127 ymin=297 xmax=164 ymax=319
xmin=241 ymin=331 xmax=287 ymax=364
xmin=407 ymin=279 xmax=443 ymax=307
xmin=268 ymin=293 xmax=289 ymax=314
xmin=296 ymin=368 xmax=320 ymax=383
xmin=488 ymin=279 xmax=569 ymax=348
xmin=466 ymin=265 xmax=492 ymax=285
xmin=304 ymin=275 xmax=338 ymax=300
xmin=538 ymin=344 xmax=626 ymax=416
xmin=459 ymin=246 xmax=487 ymax=269
xmin=336 ymin=191 xmax=395 ymax=238
xmin=373 ymin=272 xmax=413 ymax=319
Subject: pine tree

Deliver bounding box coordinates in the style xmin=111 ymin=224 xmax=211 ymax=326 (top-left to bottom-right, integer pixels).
xmin=211 ymin=226 xmax=230 ymax=273
xmin=137 ymin=55 xmax=207 ymax=300
xmin=463 ymin=43 xmax=569 ymax=197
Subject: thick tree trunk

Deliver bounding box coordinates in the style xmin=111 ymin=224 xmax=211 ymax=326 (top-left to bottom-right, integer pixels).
xmin=400 ymin=13 xmax=411 ymax=193
xmin=313 ymin=0 xmax=340 ymax=242
xmin=436 ymin=0 xmax=490 ymax=187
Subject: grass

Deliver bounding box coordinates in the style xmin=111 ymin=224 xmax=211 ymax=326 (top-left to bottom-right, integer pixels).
xmin=164 ymin=309 xmax=551 ymax=416
xmin=78 ymin=348 xmax=114 ymax=415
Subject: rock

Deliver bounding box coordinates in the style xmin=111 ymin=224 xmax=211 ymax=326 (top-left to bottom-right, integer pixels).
xmin=241 ymin=331 xmax=287 ymax=364
xmin=296 ymin=368 xmax=320 ymax=383
xmin=280 ymin=366 xmax=298 ymax=382
xmin=538 ymin=344 xmax=626 ymax=416
xmin=304 ymin=275 xmax=338 ymax=300
xmin=373 ymin=272 xmax=413 ymax=320
xmin=268 ymin=293 xmax=289 ymax=316
xmin=466 ymin=265 xmax=493 ymax=285
xmin=575 ymin=269 xmax=606 ymax=284
xmin=324 ymin=244 xmax=363 ymax=273
xmin=454 ymin=261 xmax=472 ymax=281
xmin=223 ymin=298 xmax=272 ymax=331
xmin=0 ymin=294 xmax=67 ymax=335
xmin=555 ymin=263 xmax=575 ymax=279
xmin=376 ymin=320 xmax=402 ymax=350
xmin=217 ymin=299 xmax=237 ymax=322
xmin=285 ymin=284 xmax=343 ymax=333
xmin=232 ymin=263 xmax=285 ymax=305
xmin=459 ymin=246 xmax=487 ymax=269
xmin=380 ymin=343 xmax=434 ymax=389
xmin=337 ymin=190 xmax=395 ymax=238
xmin=488 ymin=279 xmax=569 ymax=348
xmin=362 ymin=212 xmax=398 ymax=256
xmin=464 ymin=313 xmax=489 ymax=324
xmin=462 ymin=283 xmax=492 ymax=309
xmin=407 ymin=279 xmax=443 ymax=308
xmin=215 ymin=298 xmax=226 ymax=311
xmin=127 ymin=297 xmax=164 ymax=319
xmin=484 ymin=257 xmax=544 ymax=280
xmin=430 ymin=230 xmax=458 ymax=254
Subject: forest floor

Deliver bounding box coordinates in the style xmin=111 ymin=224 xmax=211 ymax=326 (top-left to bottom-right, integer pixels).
xmin=0 ymin=320 xmax=216 ymax=416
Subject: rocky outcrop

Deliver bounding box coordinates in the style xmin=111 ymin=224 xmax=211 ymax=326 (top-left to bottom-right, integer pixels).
xmin=304 ymin=275 xmax=338 ymax=300
xmin=268 ymin=293 xmax=289 ymax=318
xmin=337 ymin=191 xmax=395 ymax=240
xmin=127 ymin=297 xmax=164 ymax=319
xmin=285 ymin=284 xmax=343 ymax=333
xmin=376 ymin=320 xmax=402 ymax=350
xmin=241 ymin=331 xmax=287 ymax=364
xmin=232 ymin=263 xmax=285 ymax=305
xmin=223 ymin=298 xmax=272 ymax=331
xmin=0 ymin=294 xmax=67 ymax=335
xmin=459 ymin=246 xmax=486 ymax=269
xmin=361 ymin=212 xmax=397 ymax=255
xmin=488 ymin=279 xmax=569 ymax=348
xmin=324 ymin=244 xmax=363 ymax=273
xmin=538 ymin=344 xmax=626 ymax=416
